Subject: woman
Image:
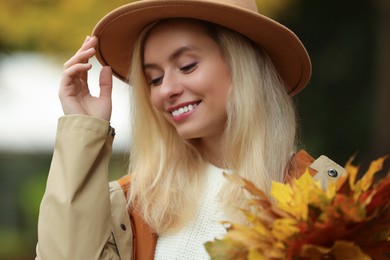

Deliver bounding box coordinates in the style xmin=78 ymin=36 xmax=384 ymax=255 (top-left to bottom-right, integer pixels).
xmin=36 ymin=0 xmax=344 ymax=259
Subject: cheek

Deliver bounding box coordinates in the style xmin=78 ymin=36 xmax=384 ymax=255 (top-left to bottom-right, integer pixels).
xmin=206 ymin=57 xmax=231 ymax=87
xmin=149 ymin=89 xmax=162 ymax=110
xmin=193 ymin=65 xmax=229 ymax=92
xmin=210 ymin=64 xmax=231 ymax=97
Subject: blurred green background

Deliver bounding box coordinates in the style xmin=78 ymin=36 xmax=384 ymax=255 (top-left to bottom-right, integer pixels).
xmin=0 ymin=0 xmax=389 ymax=259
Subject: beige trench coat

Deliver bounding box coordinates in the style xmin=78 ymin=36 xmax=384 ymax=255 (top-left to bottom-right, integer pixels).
xmin=35 ymin=115 xmax=345 ymax=260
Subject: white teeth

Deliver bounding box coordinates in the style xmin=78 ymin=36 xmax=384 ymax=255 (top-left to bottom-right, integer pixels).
xmin=171 ymin=103 xmax=197 ymax=117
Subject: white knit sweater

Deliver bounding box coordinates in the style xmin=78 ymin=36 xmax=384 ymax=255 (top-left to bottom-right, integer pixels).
xmin=154 ymin=164 xmax=229 ymax=259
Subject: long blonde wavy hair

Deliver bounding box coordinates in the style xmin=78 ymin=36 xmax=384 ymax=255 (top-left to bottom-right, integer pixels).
xmin=127 ymin=19 xmax=297 ymax=234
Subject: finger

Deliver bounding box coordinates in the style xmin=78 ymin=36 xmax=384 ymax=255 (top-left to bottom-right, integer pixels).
xmin=63 ymin=62 xmax=92 ymax=79
xmin=63 ymin=37 xmax=98 ymax=84
xmin=67 ymin=36 xmax=97 ymax=79
xmin=61 ymin=63 xmax=92 ymax=88
xmin=63 ymin=47 xmax=95 ymax=70
xmin=84 ymin=35 xmax=91 ymax=44
xmin=75 ymin=35 xmax=98 ymax=55
xmin=99 ymin=66 xmax=113 ymax=99
xmin=78 ymin=37 xmax=97 ymax=80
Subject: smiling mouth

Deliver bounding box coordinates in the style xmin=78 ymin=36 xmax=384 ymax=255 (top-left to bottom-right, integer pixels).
xmin=170 ymin=102 xmax=200 ymax=117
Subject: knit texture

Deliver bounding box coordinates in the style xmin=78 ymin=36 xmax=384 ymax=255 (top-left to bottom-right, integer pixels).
xmin=154 ymin=164 xmax=229 ymax=259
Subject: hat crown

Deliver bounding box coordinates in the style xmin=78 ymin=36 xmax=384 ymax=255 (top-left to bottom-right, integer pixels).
xmin=198 ymin=0 xmax=258 ymax=12
xmin=147 ymin=0 xmax=258 ymax=12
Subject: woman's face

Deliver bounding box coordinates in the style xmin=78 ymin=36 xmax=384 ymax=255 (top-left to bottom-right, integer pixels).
xmin=143 ymin=21 xmax=231 ymax=140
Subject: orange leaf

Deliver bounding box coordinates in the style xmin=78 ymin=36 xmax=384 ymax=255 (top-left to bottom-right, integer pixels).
xmin=301 ymin=241 xmax=371 ymax=260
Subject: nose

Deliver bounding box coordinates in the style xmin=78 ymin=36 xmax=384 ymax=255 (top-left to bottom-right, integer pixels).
xmin=159 ymin=72 xmax=183 ymax=100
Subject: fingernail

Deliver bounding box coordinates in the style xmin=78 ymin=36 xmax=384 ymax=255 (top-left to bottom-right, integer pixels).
xmin=85 ymin=35 xmax=91 ymax=42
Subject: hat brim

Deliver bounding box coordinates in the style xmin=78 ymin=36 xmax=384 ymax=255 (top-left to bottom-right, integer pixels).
xmin=92 ymin=0 xmax=311 ymax=95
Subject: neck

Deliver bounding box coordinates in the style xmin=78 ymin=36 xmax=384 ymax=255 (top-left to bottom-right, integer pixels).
xmin=195 ymin=136 xmax=224 ymax=168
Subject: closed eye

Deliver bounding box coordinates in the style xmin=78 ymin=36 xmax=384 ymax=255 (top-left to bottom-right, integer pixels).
xmin=180 ymin=62 xmax=197 ymax=74
xmin=150 ymin=76 xmax=163 ymax=87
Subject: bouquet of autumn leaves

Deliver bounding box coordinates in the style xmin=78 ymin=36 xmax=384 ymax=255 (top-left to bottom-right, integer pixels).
xmin=205 ymin=157 xmax=390 ymax=259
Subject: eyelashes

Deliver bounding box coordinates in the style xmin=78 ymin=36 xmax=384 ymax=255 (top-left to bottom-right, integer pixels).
xmin=148 ymin=62 xmax=198 ymax=87
xmin=150 ymin=76 xmax=163 ymax=87
xmin=180 ymin=62 xmax=197 ymax=73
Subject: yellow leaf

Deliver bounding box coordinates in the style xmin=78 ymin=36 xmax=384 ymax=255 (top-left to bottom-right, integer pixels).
xmin=248 ymin=249 xmax=265 ymax=260
xmin=271 ymin=181 xmax=293 ymax=205
xmin=358 ymin=156 xmax=387 ymax=191
xmin=205 ymin=238 xmax=248 ymax=260
xmin=345 ymin=158 xmax=359 ymax=190
xmin=327 ymin=178 xmax=337 ymax=199
xmin=293 ymin=169 xmax=318 ymax=189
xmin=225 ymin=223 xmax=269 ymax=249
xmin=272 ymin=218 xmax=299 ymax=241
xmin=272 ymin=171 xmax=318 ymax=220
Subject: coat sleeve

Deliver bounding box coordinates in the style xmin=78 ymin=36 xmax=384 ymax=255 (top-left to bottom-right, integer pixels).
xmin=35 ymin=115 xmax=121 ymax=260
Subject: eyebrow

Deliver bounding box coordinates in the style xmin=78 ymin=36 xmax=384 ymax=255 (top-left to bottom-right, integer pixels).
xmin=143 ymin=46 xmax=199 ymax=69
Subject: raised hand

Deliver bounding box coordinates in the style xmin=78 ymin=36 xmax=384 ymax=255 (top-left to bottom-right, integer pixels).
xmin=59 ymin=36 xmax=113 ymax=121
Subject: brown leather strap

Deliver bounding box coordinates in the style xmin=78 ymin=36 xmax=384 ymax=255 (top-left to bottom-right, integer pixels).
xmin=130 ymin=208 xmax=156 ymax=260
xmin=117 ymin=175 xmax=157 ymax=260
xmin=117 ymin=175 xmax=130 ymax=197
xmin=284 ymin=150 xmax=317 ymax=183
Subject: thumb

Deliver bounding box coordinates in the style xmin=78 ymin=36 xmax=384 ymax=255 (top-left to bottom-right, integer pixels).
xmin=99 ymin=66 xmax=113 ymax=99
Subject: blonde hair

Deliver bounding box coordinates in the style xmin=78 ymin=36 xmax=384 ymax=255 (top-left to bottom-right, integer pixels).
xmin=217 ymin=26 xmax=297 ymax=219
xmin=128 ymin=19 xmax=297 ymax=233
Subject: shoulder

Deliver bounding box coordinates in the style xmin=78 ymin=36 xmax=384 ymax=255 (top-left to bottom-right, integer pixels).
xmin=108 ymin=175 xmax=131 ymax=218
xmin=108 ymin=175 xmax=130 ymax=216
xmin=110 ymin=175 xmax=131 ymax=198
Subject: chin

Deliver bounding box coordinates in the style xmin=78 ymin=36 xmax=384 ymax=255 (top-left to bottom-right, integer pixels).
xmin=177 ymin=132 xmax=198 ymax=140
xmin=175 ymin=128 xmax=202 ymax=140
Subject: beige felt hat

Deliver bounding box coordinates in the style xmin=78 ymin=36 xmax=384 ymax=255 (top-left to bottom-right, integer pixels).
xmin=92 ymin=0 xmax=311 ymax=95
